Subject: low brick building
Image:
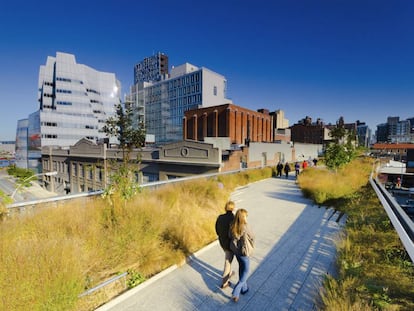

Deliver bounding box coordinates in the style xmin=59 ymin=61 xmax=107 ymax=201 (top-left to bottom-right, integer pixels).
xmin=183 ymin=103 xmax=273 ymax=145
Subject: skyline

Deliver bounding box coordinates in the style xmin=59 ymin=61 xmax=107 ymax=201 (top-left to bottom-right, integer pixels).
xmin=1 ymin=0 xmax=414 ymax=141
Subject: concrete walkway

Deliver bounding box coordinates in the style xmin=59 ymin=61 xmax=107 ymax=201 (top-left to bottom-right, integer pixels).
xmin=97 ymin=176 xmax=345 ymax=311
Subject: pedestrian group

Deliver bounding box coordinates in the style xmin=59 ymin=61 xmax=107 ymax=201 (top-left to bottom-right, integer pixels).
xmin=215 ymin=157 xmax=318 ymax=303
xmin=215 ymin=201 xmax=255 ymax=303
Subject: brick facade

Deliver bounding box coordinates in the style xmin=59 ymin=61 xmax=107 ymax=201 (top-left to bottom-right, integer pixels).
xmin=183 ymin=104 xmax=273 ymax=145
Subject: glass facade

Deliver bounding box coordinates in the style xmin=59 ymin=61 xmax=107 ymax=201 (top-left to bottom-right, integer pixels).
xmin=37 ymin=52 xmax=120 ymax=147
xmin=15 ymin=119 xmax=29 ymax=169
xmin=130 ymin=57 xmax=230 ymax=145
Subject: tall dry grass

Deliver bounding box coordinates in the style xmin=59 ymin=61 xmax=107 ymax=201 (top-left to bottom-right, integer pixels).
xmin=0 ymin=167 xmax=272 ymax=311
xmin=298 ymin=157 xmax=373 ymax=204
xmin=301 ymin=157 xmax=414 ymax=310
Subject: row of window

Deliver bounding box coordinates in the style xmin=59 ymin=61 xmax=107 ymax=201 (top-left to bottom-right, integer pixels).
xmin=56 ymin=77 xmax=82 ymax=84
xmin=46 ymin=160 xmax=104 ymax=183
xmin=46 ymin=108 xmax=94 ymax=120
xmin=57 ymin=101 xmax=72 ymax=106
xmin=56 ymin=89 xmax=72 ymax=94
xmin=86 ymin=88 xmax=101 ymax=95
xmin=43 ymin=134 xmax=57 ymax=139
xmin=41 ymin=122 xmax=57 ymax=127
xmin=168 ymin=84 xmax=201 ymax=98
xmin=168 ymin=73 xmax=200 ymax=89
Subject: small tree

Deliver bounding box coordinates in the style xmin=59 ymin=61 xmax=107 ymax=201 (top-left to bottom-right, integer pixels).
xmin=324 ymin=122 xmax=356 ymax=170
xmin=100 ymin=102 xmax=146 ymax=208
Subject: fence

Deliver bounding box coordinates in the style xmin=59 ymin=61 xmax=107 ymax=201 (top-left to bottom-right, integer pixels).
xmin=370 ymin=174 xmax=414 ymax=262
xmin=6 ymin=169 xmax=245 ymax=214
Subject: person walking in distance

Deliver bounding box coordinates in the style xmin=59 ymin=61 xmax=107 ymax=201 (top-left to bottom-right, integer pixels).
xmin=294 ymin=161 xmax=300 ymax=177
xmin=284 ymin=162 xmax=291 ymax=179
xmin=276 ymin=161 xmax=283 ymax=177
xmin=229 ymin=209 xmax=255 ymax=302
xmin=215 ymin=201 xmax=235 ymax=288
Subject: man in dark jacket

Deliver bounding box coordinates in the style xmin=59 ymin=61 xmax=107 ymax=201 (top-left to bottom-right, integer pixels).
xmin=276 ymin=162 xmax=283 ymax=177
xmin=215 ymin=201 xmax=235 ymax=288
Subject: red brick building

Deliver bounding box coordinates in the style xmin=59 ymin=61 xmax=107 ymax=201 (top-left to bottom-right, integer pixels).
xmin=371 ymin=143 xmax=414 ymax=161
xmin=183 ymin=103 xmax=273 ymax=145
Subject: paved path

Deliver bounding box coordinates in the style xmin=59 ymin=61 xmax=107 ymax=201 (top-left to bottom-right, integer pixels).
xmin=97 ymin=176 xmax=345 ymax=311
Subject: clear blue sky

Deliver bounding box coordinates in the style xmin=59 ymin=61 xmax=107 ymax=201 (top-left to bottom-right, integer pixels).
xmin=1 ymin=0 xmax=413 ymax=141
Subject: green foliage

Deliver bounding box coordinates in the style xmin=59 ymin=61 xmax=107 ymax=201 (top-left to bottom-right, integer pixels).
xmin=325 ymin=143 xmax=353 ymax=170
xmin=324 ymin=123 xmax=357 ymax=170
xmin=101 ymin=103 xmax=145 ymax=158
xmin=7 ymin=165 xmax=34 ymax=183
xmin=126 ymin=269 xmax=146 ymax=289
xmin=101 ymin=103 xmax=146 ymax=221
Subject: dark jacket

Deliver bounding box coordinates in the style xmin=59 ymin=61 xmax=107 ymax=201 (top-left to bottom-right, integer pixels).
xmin=215 ymin=211 xmax=234 ymax=251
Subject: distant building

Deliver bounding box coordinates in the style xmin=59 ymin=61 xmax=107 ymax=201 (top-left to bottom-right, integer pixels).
xmin=371 ymin=143 xmax=414 ymax=162
xmin=15 ymin=119 xmax=29 ymax=168
xmin=134 ymin=52 xmax=169 ymax=84
xmin=356 ymin=121 xmax=371 ymax=148
xmin=41 ymin=132 xmax=324 ymax=195
xmin=183 ymin=103 xmax=273 ymax=145
xmin=16 ymin=52 xmax=121 ymax=170
xmin=376 ymin=123 xmax=388 ymax=143
xmin=269 ymin=109 xmax=290 ymax=142
xmin=270 ymin=109 xmax=289 ymax=130
xmin=0 ymin=140 xmax=15 ymax=168
xmin=290 ymin=116 xmax=363 ymax=147
xmin=127 ymin=53 xmax=232 ymax=144
xmin=290 ymin=116 xmax=331 ymax=144
xmin=376 ymin=116 xmax=414 ymax=143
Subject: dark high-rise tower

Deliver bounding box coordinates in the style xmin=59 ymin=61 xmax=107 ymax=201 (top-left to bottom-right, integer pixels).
xmin=134 ymin=52 xmax=169 ymax=84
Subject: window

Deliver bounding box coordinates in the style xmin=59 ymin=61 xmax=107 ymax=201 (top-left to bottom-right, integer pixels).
xmin=213 ymin=86 xmax=217 ymax=96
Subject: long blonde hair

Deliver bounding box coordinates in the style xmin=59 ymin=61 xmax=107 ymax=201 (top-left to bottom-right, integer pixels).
xmin=230 ymin=209 xmax=248 ymax=239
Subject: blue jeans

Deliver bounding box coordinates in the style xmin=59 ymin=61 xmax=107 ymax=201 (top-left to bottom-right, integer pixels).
xmin=232 ymin=254 xmax=250 ymax=298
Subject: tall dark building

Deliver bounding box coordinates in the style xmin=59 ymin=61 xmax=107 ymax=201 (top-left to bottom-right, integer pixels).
xmin=133 ymin=52 xmax=169 ymax=84
xmin=376 ymin=123 xmax=388 ymax=142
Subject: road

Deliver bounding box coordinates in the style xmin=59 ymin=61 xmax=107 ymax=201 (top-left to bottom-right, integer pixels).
xmin=0 ymin=169 xmax=56 ymax=202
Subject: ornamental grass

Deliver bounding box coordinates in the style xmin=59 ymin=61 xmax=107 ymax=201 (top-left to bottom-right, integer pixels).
xmin=0 ymin=168 xmax=272 ymax=311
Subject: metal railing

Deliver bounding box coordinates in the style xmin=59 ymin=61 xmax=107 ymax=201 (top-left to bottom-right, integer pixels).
xmin=78 ymin=272 xmax=128 ymax=298
xmin=369 ymin=174 xmax=414 ymax=262
xmin=6 ymin=168 xmax=248 ymax=213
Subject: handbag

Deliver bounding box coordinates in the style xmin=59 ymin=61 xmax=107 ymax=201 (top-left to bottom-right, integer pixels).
xmin=241 ymin=231 xmax=254 ymax=256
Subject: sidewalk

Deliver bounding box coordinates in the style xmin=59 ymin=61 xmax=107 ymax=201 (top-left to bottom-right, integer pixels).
xmin=97 ymin=176 xmax=345 ymax=311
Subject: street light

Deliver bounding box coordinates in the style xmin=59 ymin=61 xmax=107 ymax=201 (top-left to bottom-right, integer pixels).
xmin=11 ymin=171 xmax=57 ymax=199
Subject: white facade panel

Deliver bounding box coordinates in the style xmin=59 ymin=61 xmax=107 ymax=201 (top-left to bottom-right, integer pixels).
xmin=201 ymin=68 xmax=230 ymax=108
xmin=36 ymin=52 xmax=120 ymax=148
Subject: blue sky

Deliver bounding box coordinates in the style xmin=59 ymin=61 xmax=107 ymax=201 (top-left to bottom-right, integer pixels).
xmin=1 ymin=0 xmax=413 ymax=141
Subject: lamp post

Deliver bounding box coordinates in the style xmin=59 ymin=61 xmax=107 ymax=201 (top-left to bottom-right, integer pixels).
xmin=11 ymin=171 xmax=57 ymax=200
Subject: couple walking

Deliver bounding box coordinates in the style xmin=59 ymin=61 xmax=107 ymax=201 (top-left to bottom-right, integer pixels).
xmin=215 ymin=201 xmax=255 ymax=303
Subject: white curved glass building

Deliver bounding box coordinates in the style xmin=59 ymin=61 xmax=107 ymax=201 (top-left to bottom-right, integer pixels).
xmin=33 ymin=52 xmax=120 ymax=148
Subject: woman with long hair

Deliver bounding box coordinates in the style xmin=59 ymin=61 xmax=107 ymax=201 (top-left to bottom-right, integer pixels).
xmin=229 ymin=208 xmax=255 ymax=302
